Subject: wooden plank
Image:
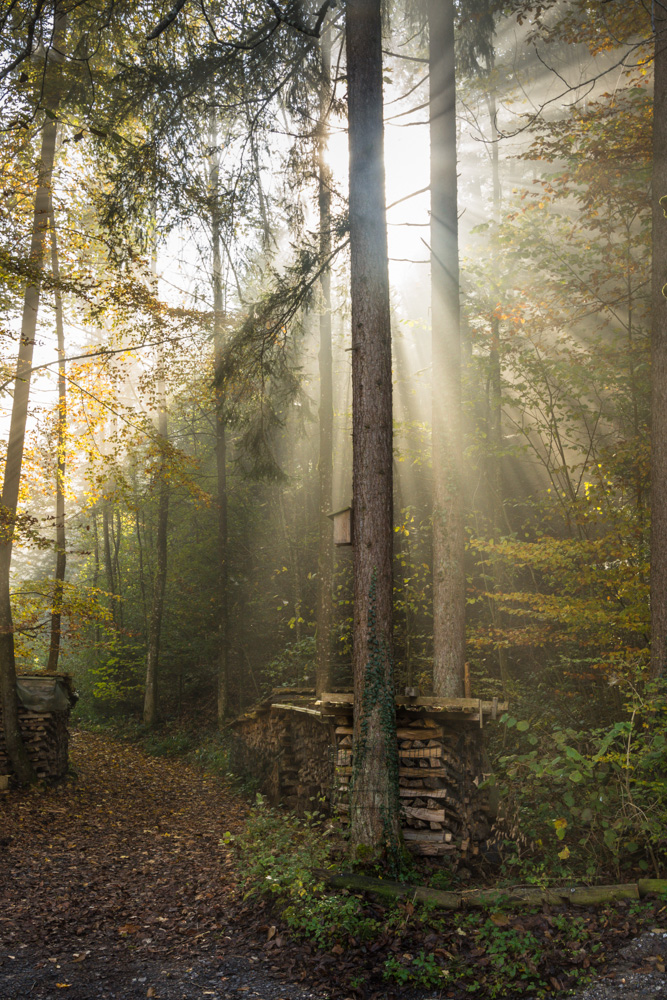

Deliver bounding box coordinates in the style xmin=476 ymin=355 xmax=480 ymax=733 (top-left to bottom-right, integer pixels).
xmin=402 ymin=829 xmax=446 ymax=843
xmin=271 ymin=703 xmax=322 ymax=716
xmin=322 ymin=693 xmax=508 ymax=715
xmin=335 ymin=765 xmax=458 ymax=780
xmin=399 ymin=787 xmax=452 ymax=799
xmin=334 ymin=726 xmax=445 ymax=739
xmin=402 ymin=806 xmax=446 ymax=823
xmin=399 ymin=746 xmax=441 ymax=759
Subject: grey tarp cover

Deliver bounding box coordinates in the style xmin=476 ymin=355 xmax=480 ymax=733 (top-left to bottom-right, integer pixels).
xmin=16 ymin=676 xmax=74 ymax=713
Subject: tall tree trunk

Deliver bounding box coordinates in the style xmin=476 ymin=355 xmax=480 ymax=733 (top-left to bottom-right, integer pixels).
xmin=143 ymin=264 xmax=169 ymax=726
xmin=651 ymin=17 xmax=667 ymax=679
xmin=485 ymin=83 xmax=509 ymax=692
xmin=316 ymin=25 xmax=334 ymax=699
xmin=209 ymin=109 xmax=229 ymax=724
xmin=102 ymin=502 xmax=117 ymax=627
xmin=0 ymin=10 xmax=66 ymax=783
xmin=46 ymin=209 xmax=67 ymax=674
xmin=346 ymin=0 xmax=400 ymax=857
xmin=430 ymin=0 xmax=465 ymax=698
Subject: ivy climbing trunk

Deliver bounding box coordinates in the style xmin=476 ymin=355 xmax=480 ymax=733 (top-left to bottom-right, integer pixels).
xmin=346 ymin=0 xmax=400 ymax=856
xmin=430 ymin=0 xmax=465 ymax=698
xmin=0 ymin=9 xmax=66 ymax=783
xmin=210 ymin=108 xmax=229 ymax=723
xmin=652 ymin=15 xmax=667 ymax=679
xmin=46 ymin=208 xmax=67 ymax=674
xmin=316 ymin=23 xmax=334 ymax=698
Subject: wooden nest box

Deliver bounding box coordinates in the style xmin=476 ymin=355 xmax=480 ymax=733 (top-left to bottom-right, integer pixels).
xmin=328 ymin=505 xmax=353 ymax=546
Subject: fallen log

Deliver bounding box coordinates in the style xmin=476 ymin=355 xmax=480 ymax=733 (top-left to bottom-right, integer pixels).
xmin=315 ymin=873 xmax=656 ymax=909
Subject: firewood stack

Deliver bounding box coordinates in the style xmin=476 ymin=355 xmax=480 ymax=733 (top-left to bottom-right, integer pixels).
xmin=332 ymin=707 xmax=493 ymax=860
xmin=0 ymin=707 xmax=71 ymax=780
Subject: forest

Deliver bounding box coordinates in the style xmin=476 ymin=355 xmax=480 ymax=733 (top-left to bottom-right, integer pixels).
xmin=0 ymin=0 xmax=667 ymax=997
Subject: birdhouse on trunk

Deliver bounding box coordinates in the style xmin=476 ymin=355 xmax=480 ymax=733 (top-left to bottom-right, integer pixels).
xmin=328 ymin=505 xmax=353 ymax=546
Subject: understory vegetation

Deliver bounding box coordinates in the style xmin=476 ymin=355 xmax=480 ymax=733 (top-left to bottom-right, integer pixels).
xmin=1 ymin=0 xmax=666 ymax=989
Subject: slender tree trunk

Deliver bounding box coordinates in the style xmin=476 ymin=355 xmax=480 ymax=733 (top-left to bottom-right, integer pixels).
xmin=102 ymin=502 xmax=117 ymax=627
xmin=485 ymin=84 xmax=509 ymax=691
xmin=135 ymin=502 xmax=148 ymax=640
xmin=651 ymin=17 xmax=667 ymax=679
xmin=92 ymin=508 xmax=100 ymax=645
xmin=430 ymin=0 xmax=465 ymax=698
xmin=0 ymin=10 xmax=66 ymax=782
xmin=113 ymin=507 xmax=123 ymax=629
xmin=144 ymin=261 xmax=169 ymax=726
xmin=346 ymin=0 xmax=400 ymax=857
xmin=46 ymin=209 xmax=67 ymax=674
xmin=209 ymin=109 xmax=229 ymax=724
xmin=316 ymin=25 xmax=334 ymax=699
xmin=279 ymin=491 xmax=303 ymax=643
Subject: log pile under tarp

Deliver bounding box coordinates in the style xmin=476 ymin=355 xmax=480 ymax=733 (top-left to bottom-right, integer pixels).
xmin=325 ymin=693 xmax=506 ymax=860
xmin=0 ymin=675 xmax=77 ymax=782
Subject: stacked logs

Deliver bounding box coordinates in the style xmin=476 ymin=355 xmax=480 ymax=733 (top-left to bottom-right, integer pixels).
xmin=230 ymin=703 xmax=333 ymax=814
xmin=0 ymin=708 xmax=70 ymax=780
xmin=333 ymin=710 xmax=491 ymax=858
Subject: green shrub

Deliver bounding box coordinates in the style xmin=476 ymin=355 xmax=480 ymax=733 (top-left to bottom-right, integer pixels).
xmin=492 ymin=679 xmax=667 ymax=877
xmin=227 ymin=796 xmax=382 ymax=948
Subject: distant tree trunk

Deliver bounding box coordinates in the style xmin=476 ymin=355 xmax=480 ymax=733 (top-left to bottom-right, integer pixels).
xmin=430 ymin=0 xmax=465 ymax=698
xmin=46 ymin=209 xmax=67 ymax=674
xmin=651 ymin=17 xmax=667 ymax=679
xmin=143 ymin=362 xmax=169 ymax=727
xmin=112 ymin=507 xmax=123 ymax=629
xmin=102 ymin=502 xmax=118 ymax=627
xmin=92 ymin=508 xmax=101 ymax=645
xmin=346 ymin=0 xmax=400 ymax=857
xmin=0 ymin=10 xmax=66 ymax=783
xmin=135 ymin=501 xmax=148 ymax=639
xmin=316 ymin=25 xmax=334 ymax=699
xmin=209 ymin=108 xmax=229 ymax=724
xmin=485 ymin=83 xmax=510 ymax=693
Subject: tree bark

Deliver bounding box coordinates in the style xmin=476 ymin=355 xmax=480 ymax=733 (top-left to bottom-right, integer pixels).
xmin=209 ymin=109 xmax=229 ymax=724
xmin=46 ymin=209 xmax=67 ymax=674
xmin=143 ymin=364 xmax=169 ymax=727
xmin=316 ymin=24 xmax=334 ymax=699
xmin=102 ymin=502 xmax=117 ymax=627
xmin=143 ymin=242 xmax=169 ymax=726
xmin=346 ymin=0 xmax=400 ymax=857
xmin=0 ymin=9 xmax=66 ymax=782
xmin=651 ymin=16 xmax=667 ymax=679
xmin=430 ymin=0 xmax=465 ymax=698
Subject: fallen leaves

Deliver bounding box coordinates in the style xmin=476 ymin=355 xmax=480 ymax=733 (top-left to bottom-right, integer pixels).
xmin=0 ymin=731 xmax=244 ymax=966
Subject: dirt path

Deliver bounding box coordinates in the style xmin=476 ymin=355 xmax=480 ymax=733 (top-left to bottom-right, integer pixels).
xmin=1 ymin=730 xmax=666 ymax=1000
xmin=0 ymin=731 xmax=329 ymax=1000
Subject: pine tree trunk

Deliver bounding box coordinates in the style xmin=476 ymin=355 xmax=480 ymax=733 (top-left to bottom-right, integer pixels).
xmin=346 ymin=0 xmax=400 ymax=856
xmin=0 ymin=10 xmax=66 ymax=782
xmin=651 ymin=19 xmax=667 ymax=679
xmin=430 ymin=0 xmax=465 ymax=698
xmin=210 ymin=109 xmax=229 ymax=724
xmin=46 ymin=209 xmax=67 ymax=674
xmin=316 ymin=25 xmax=334 ymax=699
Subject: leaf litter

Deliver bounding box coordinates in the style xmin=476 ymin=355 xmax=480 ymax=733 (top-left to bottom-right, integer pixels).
xmin=0 ymin=729 xmax=665 ymax=1000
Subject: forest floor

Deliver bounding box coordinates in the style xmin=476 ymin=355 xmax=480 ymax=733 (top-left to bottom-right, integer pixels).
xmin=0 ymin=730 xmax=666 ymax=1000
